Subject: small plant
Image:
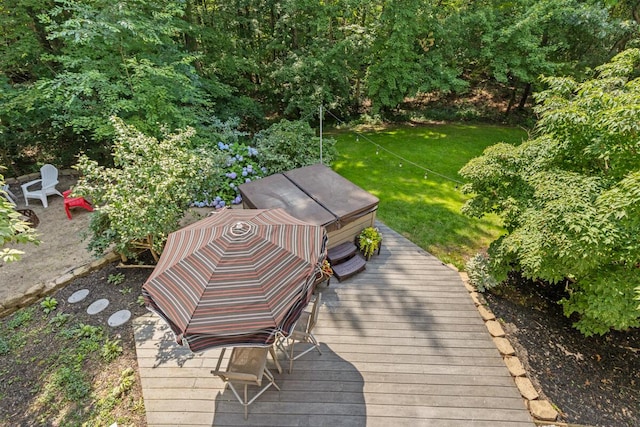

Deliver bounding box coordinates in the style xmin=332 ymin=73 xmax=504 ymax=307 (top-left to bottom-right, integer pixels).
xmin=7 ymin=307 xmax=34 ymax=329
xmin=119 ymin=287 xmax=132 ymax=295
xmin=49 ymin=312 xmax=71 ymax=328
xmin=52 ymin=366 xmax=91 ymax=401
xmin=358 ymin=227 xmax=382 ymax=260
xmin=465 ymin=253 xmax=499 ymax=293
xmin=112 ymin=368 xmax=136 ymax=397
xmin=101 ymin=338 xmax=123 ymax=362
xmin=136 ymin=295 xmax=146 ymax=306
xmin=74 ymin=323 xmax=103 ymax=340
xmin=107 ymin=272 xmax=125 ymax=285
xmin=40 ymin=297 xmax=58 ymax=314
xmin=0 ymin=337 xmax=9 ymax=355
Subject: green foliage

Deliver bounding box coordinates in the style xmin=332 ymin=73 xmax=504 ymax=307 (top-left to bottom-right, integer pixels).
xmin=73 ymin=323 xmax=103 ymax=341
xmin=254 ymin=120 xmax=337 ymax=174
xmin=460 ymin=49 xmax=640 ymax=335
xmin=0 ymin=336 xmax=9 ymax=355
xmin=49 ymin=312 xmax=71 ymax=329
xmin=0 ymin=172 xmax=40 ymax=263
xmin=112 ymin=368 xmax=135 ymax=398
xmin=465 ymin=253 xmax=499 ymax=293
xmin=107 ymin=273 xmax=125 ymax=286
xmin=1 ymin=0 xmax=636 ymax=174
xmin=101 ymin=338 xmax=123 ymax=362
xmin=561 ymin=266 xmax=639 ymax=336
xmin=40 ymin=297 xmax=58 ymax=315
xmin=74 ymin=117 xmax=219 ymax=258
xmin=7 ymin=307 xmax=34 ymax=330
xmin=358 ymin=227 xmax=382 ymax=259
xmin=190 ymin=117 xmax=251 ymax=207
xmin=51 ymin=366 xmax=91 ymax=401
xmin=0 ymin=0 xmax=232 ymax=173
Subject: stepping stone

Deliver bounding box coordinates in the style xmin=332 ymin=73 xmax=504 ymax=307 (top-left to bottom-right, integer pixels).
xmin=68 ymin=289 xmax=90 ymax=304
xmin=108 ymin=310 xmax=131 ymax=327
xmin=87 ymin=298 xmax=109 ymax=315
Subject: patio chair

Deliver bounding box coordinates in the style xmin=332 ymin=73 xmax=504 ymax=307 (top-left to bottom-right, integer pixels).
xmin=20 ymin=164 xmax=63 ymax=208
xmin=2 ymin=184 xmax=17 ymax=205
xmin=211 ymin=347 xmax=280 ymax=419
xmin=63 ymin=189 xmax=93 ymax=219
xmin=281 ymin=292 xmax=323 ymax=373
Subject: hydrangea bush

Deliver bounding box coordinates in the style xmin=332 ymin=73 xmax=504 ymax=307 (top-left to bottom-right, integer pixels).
xmin=191 ymin=141 xmax=266 ymax=208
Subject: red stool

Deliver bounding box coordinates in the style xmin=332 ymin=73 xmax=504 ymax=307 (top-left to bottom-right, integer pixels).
xmin=63 ymin=189 xmax=93 ymax=219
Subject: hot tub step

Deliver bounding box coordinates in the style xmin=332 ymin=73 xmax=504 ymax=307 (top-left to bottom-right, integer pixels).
xmin=327 ymin=242 xmax=358 ymax=264
xmin=332 ymin=254 xmax=366 ymax=282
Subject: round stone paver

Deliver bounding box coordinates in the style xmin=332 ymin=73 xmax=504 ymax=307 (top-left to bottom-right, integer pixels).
xmin=68 ymin=289 xmax=90 ymax=304
xmin=108 ymin=310 xmax=131 ymax=327
xmin=87 ymin=298 xmax=109 ymax=315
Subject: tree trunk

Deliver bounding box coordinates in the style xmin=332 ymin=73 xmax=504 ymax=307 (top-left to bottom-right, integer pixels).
xmin=505 ymin=86 xmax=517 ymax=116
xmin=518 ymin=83 xmax=532 ymax=110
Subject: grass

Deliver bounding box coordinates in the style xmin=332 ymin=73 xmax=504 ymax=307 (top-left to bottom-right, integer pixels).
xmin=329 ymin=122 xmax=528 ymax=268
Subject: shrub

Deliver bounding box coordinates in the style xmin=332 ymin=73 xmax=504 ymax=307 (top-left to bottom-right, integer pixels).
xmin=465 ymin=253 xmax=499 ymax=293
xmin=75 ymin=117 xmax=218 ymax=259
xmin=253 ymin=119 xmax=337 ymax=174
xmin=460 ymin=49 xmax=640 ymax=335
xmin=101 ymin=338 xmax=123 ymax=362
xmin=192 ymin=141 xmax=265 ymax=208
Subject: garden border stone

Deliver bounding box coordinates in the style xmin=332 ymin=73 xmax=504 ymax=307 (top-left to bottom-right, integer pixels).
xmin=456 ymin=267 xmax=559 ymax=424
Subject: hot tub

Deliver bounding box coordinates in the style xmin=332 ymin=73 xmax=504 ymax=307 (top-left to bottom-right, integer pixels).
xmin=239 ymin=164 xmax=379 ymax=248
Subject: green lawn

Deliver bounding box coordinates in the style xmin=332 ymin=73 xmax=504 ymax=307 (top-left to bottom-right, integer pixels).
xmin=329 ymin=123 xmax=528 ymax=269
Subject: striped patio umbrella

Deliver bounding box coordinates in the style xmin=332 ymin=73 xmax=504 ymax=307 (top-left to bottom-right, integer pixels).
xmin=142 ymin=208 xmax=327 ymax=352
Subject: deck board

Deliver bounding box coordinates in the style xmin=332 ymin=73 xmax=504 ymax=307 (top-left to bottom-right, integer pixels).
xmin=134 ymin=222 xmax=534 ymax=426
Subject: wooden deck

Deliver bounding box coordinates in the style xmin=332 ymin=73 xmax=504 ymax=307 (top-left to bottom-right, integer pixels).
xmin=133 ymin=222 xmax=534 ymax=426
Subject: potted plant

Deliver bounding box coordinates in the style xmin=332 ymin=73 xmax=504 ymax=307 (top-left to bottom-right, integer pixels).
xmin=321 ymin=259 xmax=333 ymax=278
xmin=357 ymin=227 xmax=382 ymax=260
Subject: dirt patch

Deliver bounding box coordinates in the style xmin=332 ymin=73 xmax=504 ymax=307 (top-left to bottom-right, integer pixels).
xmin=484 ymin=275 xmax=640 ymax=427
xmin=1 ymin=176 xmax=96 ymax=305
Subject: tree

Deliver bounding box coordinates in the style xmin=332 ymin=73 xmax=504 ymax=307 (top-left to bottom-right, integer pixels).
xmin=457 ymin=0 xmax=624 ymax=113
xmin=459 ymin=49 xmax=640 ymax=336
xmin=74 ymin=117 xmax=220 ymax=260
xmin=1 ymin=0 xmax=232 ymax=173
xmin=0 ymin=172 xmax=39 ymax=262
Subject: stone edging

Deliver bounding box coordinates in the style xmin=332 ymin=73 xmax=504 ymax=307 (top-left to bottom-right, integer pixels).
xmin=0 ymin=252 xmax=120 ymax=319
xmin=454 ymin=267 xmax=560 ymax=425
xmin=4 ymin=168 xmax=79 ymax=186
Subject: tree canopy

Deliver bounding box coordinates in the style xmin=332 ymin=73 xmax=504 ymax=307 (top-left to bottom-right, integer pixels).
xmin=460 ymin=49 xmax=640 ymax=336
xmin=1 ymin=0 xmax=636 ymax=174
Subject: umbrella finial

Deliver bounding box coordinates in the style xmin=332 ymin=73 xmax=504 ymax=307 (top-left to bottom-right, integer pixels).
xmin=230 ymin=221 xmax=251 ymax=237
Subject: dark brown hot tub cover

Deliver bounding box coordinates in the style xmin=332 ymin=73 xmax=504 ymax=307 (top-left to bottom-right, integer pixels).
xmin=239 ymin=164 xmax=379 ymax=232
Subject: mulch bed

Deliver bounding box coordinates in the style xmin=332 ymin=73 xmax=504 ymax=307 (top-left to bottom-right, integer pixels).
xmin=484 ymin=274 xmax=639 ymax=427
xmin=0 ymin=262 xmax=153 ymax=426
